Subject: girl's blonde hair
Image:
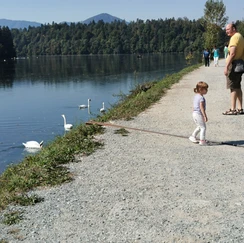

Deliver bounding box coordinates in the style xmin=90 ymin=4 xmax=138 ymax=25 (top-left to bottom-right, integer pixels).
xmin=194 ymin=81 xmax=209 ymax=93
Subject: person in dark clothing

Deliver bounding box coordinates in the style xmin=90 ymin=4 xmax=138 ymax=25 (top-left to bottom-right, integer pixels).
xmin=203 ymin=48 xmax=210 ymax=67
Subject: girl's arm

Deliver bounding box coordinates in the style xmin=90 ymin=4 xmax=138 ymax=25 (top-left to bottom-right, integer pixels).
xmin=200 ymin=101 xmax=208 ymax=122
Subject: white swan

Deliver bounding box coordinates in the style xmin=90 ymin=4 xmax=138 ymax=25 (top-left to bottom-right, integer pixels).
xmin=22 ymin=140 xmax=43 ymax=148
xmin=100 ymin=102 xmax=106 ymax=112
xmin=61 ymin=114 xmax=73 ymax=130
xmin=79 ymin=98 xmax=91 ymax=109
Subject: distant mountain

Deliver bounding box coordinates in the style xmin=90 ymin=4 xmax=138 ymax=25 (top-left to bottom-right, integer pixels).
xmin=0 ymin=19 xmax=42 ymax=29
xmin=0 ymin=13 xmax=127 ymax=29
xmin=82 ymin=13 xmax=127 ymax=24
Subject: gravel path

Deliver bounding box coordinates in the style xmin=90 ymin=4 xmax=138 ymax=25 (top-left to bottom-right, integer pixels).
xmin=1 ymin=59 xmax=244 ymax=242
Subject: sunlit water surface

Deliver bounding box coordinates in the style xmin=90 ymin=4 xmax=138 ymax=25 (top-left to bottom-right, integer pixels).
xmin=0 ymin=54 xmax=197 ymax=173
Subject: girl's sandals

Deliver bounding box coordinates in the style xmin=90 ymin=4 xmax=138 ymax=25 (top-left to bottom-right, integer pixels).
xmin=237 ymin=109 xmax=244 ymax=115
xmin=222 ymin=109 xmax=237 ymax=115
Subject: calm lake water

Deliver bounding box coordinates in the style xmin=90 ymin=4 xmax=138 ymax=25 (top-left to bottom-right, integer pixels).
xmin=0 ymin=54 xmax=197 ymax=173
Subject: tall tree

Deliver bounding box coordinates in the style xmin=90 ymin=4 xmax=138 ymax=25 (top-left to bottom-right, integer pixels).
xmin=0 ymin=26 xmax=16 ymax=60
xmin=203 ymin=0 xmax=228 ymax=49
xmin=236 ymin=20 xmax=244 ymax=36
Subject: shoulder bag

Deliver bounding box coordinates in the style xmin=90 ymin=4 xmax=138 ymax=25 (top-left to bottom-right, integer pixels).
xmin=232 ymin=59 xmax=244 ymax=73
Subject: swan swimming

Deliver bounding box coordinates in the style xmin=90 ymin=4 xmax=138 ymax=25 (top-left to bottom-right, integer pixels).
xmin=22 ymin=140 xmax=43 ymax=148
xmin=79 ymin=98 xmax=91 ymax=109
xmin=100 ymin=102 xmax=106 ymax=112
xmin=61 ymin=114 xmax=73 ymax=130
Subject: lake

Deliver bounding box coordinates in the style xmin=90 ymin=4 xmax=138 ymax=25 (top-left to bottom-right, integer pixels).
xmin=0 ymin=54 xmax=197 ymax=173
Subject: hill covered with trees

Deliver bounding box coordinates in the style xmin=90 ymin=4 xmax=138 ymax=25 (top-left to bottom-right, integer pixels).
xmin=10 ymin=18 xmax=209 ymax=57
xmin=1 ymin=0 xmax=244 ymax=59
xmin=9 ymin=15 xmax=244 ymax=58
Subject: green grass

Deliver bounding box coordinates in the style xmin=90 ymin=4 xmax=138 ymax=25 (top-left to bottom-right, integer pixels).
xmin=0 ymin=63 xmax=201 ymax=214
xmin=0 ymin=240 xmax=8 ymax=243
xmin=2 ymin=211 xmax=24 ymax=225
xmin=0 ymin=124 xmax=104 ymax=212
xmin=97 ymin=63 xmax=201 ymax=122
xmin=114 ymin=128 xmax=130 ymax=136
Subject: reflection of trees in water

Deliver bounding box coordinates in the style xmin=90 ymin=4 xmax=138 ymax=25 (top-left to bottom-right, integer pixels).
xmin=15 ymin=55 xmax=139 ymax=82
xmin=0 ymin=61 xmax=16 ymax=88
xmin=13 ymin=54 xmax=189 ymax=84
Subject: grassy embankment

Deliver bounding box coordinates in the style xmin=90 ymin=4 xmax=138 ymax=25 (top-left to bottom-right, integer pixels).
xmin=0 ymin=63 xmax=202 ymax=214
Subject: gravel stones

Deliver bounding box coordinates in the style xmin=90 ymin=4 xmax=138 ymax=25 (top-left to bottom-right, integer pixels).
xmin=1 ymin=60 xmax=244 ymax=242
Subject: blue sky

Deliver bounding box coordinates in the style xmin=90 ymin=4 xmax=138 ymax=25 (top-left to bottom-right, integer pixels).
xmin=0 ymin=0 xmax=243 ymax=24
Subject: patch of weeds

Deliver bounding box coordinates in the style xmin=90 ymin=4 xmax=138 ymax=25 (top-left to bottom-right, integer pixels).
xmin=114 ymin=128 xmax=130 ymax=136
xmin=7 ymin=228 xmax=21 ymax=234
xmin=5 ymin=228 xmax=24 ymax=241
xmin=0 ymin=239 xmax=8 ymax=243
xmin=12 ymin=194 xmax=44 ymax=206
xmin=124 ymin=117 xmax=134 ymax=121
xmin=97 ymin=63 xmax=201 ymax=122
xmin=129 ymin=81 xmax=157 ymax=96
xmin=2 ymin=211 xmax=23 ymax=225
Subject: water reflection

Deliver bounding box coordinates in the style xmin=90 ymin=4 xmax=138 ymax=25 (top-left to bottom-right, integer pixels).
xmin=79 ymin=98 xmax=91 ymax=109
xmin=0 ymin=60 xmax=16 ymax=88
xmin=10 ymin=54 xmax=189 ymax=84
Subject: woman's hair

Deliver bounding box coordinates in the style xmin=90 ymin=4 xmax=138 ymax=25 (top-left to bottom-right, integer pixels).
xmin=194 ymin=81 xmax=208 ymax=93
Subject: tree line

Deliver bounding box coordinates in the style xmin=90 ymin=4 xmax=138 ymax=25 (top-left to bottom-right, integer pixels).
xmin=6 ymin=18 xmax=244 ymax=58
xmin=0 ymin=26 xmax=16 ymax=60
xmin=10 ymin=18 xmax=208 ymax=57
xmin=0 ymin=0 xmax=244 ymax=60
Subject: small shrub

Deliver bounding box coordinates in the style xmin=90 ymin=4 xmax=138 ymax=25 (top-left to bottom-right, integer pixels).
xmin=0 ymin=239 xmax=8 ymax=243
xmin=12 ymin=194 xmax=44 ymax=206
xmin=2 ymin=211 xmax=23 ymax=225
xmin=114 ymin=128 xmax=130 ymax=136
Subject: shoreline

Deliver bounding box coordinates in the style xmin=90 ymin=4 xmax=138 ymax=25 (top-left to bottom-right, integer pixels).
xmin=1 ymin=59 xmax=244 ymax=242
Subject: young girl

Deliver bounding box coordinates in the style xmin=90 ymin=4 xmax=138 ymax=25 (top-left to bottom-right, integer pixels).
xmin=189 ymin=81 xmax=209 ymax=145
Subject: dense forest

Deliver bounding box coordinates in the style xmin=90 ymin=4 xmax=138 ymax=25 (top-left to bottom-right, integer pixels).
xmin=0 ymin=17 xmax=244 ymax=59
xmin=10 ymin=18 xmax=211 ymax=56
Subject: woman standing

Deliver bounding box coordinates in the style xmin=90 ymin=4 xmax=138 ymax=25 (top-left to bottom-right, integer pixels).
xmin=224 ymin=44 xmax=228 ymax=59
xmin=212 ymin=46 xmax=220 ymax=67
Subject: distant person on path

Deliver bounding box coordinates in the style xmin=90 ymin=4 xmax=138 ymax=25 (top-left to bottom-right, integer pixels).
xmin=203 ymin=48 xmax=210 ymax=67
xmin=224 ymin=44 xmax=229 ymax=59
xmin=189 ymin=81 xmax=208 ymax=146
xmin=223 ymin=23 xmax=244 ymax=115
xmin=212 ymin=46 xmax=220 ymax=67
